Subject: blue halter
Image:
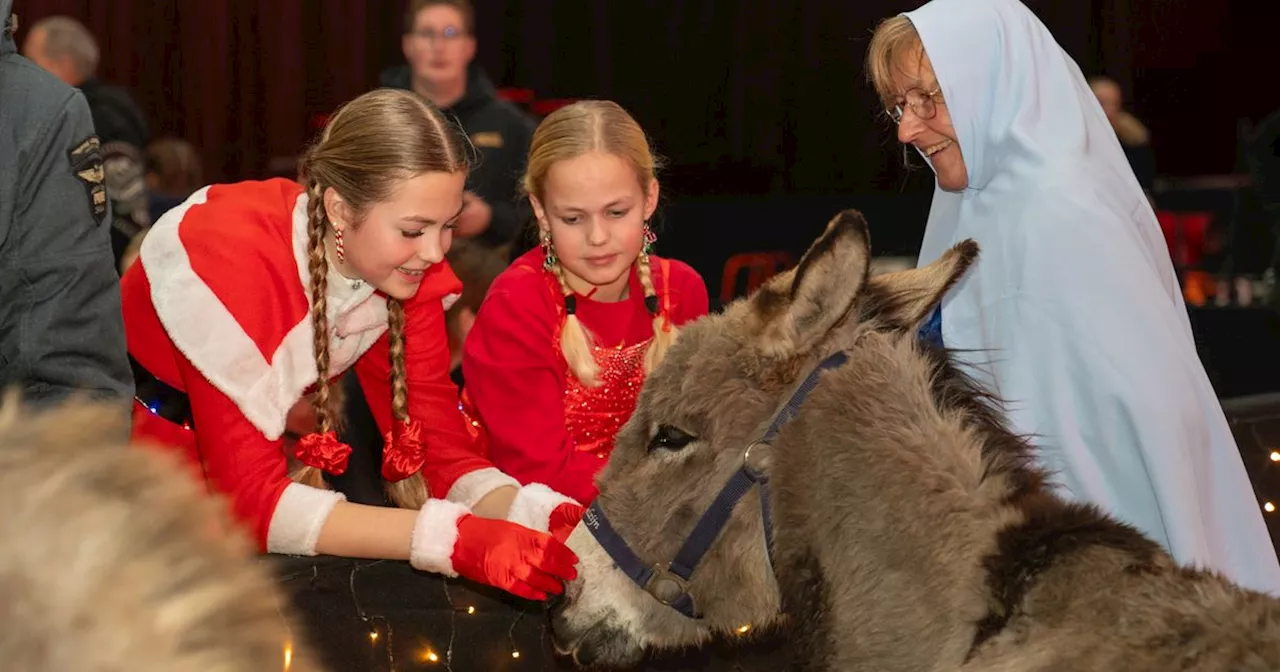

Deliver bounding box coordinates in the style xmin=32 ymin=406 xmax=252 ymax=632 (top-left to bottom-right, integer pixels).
xmin=582 ymin=349 xmax=851 ymax=619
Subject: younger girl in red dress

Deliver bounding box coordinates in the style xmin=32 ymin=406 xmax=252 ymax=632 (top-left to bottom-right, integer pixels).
xmin=436 ymin=101 xmax=709 ymax=506
xmin=121 ymin=89 xmax=575 ymax=601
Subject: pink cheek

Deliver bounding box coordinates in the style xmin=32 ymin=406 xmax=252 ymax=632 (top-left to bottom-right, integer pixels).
xmin=401 ymin=238 xmax=423 ymax=261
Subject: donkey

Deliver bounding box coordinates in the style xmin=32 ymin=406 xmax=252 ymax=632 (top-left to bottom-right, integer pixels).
xmin=549 ymin=211 xmax=1280 ymax=671
xmin=0 ymin=397 xmax=320 ymax=672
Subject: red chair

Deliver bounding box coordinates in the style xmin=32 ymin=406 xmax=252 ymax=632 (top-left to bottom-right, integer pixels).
xmin=720 ymin=251 xmax=793 ymax=304
xmin=1155 ymin=210 xmax=1212 ymax=269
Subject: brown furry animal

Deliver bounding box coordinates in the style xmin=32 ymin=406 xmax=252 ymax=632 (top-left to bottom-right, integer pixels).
xmin=551 ymin=211 xmax=1280 ymax=670
xmin=0 ymin=396 xmax=321 ymax=672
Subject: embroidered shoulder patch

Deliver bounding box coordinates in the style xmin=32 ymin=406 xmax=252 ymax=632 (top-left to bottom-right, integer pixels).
xmin=470 ymin=131 xmax=504 ymax=148
xmin=68 ymin=135 xmax=107 ymax=224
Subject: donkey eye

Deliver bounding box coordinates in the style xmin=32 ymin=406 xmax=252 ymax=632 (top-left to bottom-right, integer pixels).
xmin=648 ymin=425 xmax=696 ymax=453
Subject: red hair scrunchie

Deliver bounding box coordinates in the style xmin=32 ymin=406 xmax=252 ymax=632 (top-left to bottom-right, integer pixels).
xmin=382 ymin=418 xmax=426 ymax=482
xmin=294 ymin=431 xmax=353 ymax=475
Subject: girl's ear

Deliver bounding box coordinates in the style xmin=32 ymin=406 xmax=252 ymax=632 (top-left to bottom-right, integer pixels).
xmin=322 ymin=187 xmax=351 ymax=230
xmin=643 ymin=179 xmax=660 ymax=221
xmin=529 ymin=193 xmax=548 ymax=229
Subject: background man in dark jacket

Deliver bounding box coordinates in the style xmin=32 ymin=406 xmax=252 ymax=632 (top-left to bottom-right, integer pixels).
xmin=0 ymin=3 xmax=133 ymax=414
xmin=380 ymin=0 xmax=535 ymax=251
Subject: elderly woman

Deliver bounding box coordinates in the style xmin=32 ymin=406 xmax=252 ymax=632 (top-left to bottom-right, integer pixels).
xmin=867 ymin=0 xmax=1280 ymax=594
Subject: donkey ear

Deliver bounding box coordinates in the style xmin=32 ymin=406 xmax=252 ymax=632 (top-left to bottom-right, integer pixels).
xmin=752 ymin=210 xmax=871 ymax=360
xmin=868 ymin=239 xmax=979 ymax=330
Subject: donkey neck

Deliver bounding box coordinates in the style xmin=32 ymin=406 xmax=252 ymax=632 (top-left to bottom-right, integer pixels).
xmin=765 ymin=333 xmax=1036 ymax=671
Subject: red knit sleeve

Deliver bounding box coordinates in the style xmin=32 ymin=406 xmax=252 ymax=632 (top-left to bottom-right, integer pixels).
xmin=175 ymin=350 xmax=292 ymax=552
xmin=662 ymin=258 xmax=710 ymax=326
xmin=354 ymin=263 xmax=494 ymax=494
xmin=461 ymin=270 xmax=602 ymax=504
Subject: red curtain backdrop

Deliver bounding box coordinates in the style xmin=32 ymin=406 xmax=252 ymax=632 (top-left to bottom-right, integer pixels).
xmin=11 ymin=0 xmax=1274 ymax=188
xmin=12 ymin=0 xmax=396 ymax=183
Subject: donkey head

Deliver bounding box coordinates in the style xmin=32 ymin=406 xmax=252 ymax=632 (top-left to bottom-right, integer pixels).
xmin=550 ymin=210 xmax=978 ymax=668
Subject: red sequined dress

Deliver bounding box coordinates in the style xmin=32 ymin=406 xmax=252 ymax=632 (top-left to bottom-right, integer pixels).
xmin=456 ymin=247 xmax=710 ymax=504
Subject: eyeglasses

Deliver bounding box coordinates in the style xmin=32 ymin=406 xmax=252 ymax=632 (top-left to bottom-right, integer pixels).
xmin=886 ymin=87 xmax=944 ymax=124
xmin=411 ymin=26 xmax=465 ymax=43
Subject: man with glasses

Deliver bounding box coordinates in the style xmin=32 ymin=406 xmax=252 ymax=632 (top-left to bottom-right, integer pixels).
xmin=380 ymin=0 xmax=535 ymax=252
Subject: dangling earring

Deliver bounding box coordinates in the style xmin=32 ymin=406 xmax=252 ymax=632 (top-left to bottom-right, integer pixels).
xmin=642 ymin=221 xmax=657 ymax=256
xmin=541 ymin=229 xmax=558 ymax=271
xmin=332 ymin=224 xmax=346 ymax=263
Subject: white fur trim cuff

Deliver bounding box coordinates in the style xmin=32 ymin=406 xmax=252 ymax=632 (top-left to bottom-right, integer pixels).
xmin=410 ymin=499 xmax=471 ymax=577
xmin=507 ymin=483 xmax=578 ymax=533
xmin=266 ymin=483 xmax=346 ymax=556
xmin=445 ymin=467 xmax=520 ymax=509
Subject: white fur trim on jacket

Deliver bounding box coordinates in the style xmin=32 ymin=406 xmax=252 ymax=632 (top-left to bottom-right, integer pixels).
xmin=266 ymin=483 xmax=346 ymax=556
xmin=445 ymin=467 xmax=520 ymax=509
xmin=507 ymin=483 xmax=578 ymax=533
xmin=410 ymin=499 xmax=471 ymax=577
xmin=139 ymin=189 xmax=386 ymax=439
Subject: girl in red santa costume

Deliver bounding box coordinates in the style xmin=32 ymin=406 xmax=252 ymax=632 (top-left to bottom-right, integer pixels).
xmin=426 ymin=101 xmax=709 ymax=507
xmin=120 ymin=89 xmax=580 ymax=601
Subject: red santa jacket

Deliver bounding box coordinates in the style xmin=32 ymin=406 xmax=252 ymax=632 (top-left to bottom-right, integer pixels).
xmin=122 ymin=178 xmax=493 ymax=554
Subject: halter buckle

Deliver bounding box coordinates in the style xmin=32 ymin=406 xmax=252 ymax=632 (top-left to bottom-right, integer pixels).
xmin=743 ymin=441 xmax=774 ymax=478
xmin=644 ymin=563 xmax=691 ymax=607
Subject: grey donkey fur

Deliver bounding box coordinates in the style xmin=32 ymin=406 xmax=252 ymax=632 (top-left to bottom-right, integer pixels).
xmin=0 ymin=397 xmax=322 ymax=671
xmin=550 ymin=210 xmax=1280 ymax=670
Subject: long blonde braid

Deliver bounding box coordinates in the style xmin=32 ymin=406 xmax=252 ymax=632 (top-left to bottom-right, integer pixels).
xmin=634 ymin=247 xmax=676 ymax=373
xmin=291 ymin=180 xmax=341 ymax=489
xmin=546 ymin=253 xmax=601 ymax=386
xmin=383 ymin=299 xmax=428 ymax=508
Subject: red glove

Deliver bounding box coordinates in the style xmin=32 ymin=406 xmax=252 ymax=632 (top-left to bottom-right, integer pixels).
xmin=410 ymin=500 xmax=578 ymax=601
xmin=546 ymin=501 xmax=586 ymax=543
xmin=506 ymin=483 xmax=585 ymax=543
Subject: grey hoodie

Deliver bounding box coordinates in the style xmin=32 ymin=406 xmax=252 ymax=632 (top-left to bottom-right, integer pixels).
xmin=0 ymin=0 xmax=134 ymax=413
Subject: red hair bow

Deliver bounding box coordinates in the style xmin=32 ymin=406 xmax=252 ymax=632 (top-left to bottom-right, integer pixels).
xmin=294 ymin=431 xmax=353 ymax=475
xmin=382 ymin=419 xmax=426 ymax=482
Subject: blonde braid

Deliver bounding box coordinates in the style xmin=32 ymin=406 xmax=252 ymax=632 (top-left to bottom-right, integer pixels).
xmin=636 ymin=252 xmax=677 ymax=373
xmin=384 ymin=299 xmax=428 ymax=509
xmin=387 ymin=300 xmax=410 ymax=422
xmin=290 ymin=181 xmax=338 ymax=489
xmin=549 ymin=260 xmax=599 ymax=387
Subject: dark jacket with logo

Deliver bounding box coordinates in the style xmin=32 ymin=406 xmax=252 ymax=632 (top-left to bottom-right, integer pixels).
xmin=0 ymin=2 xmax=133 ymax=413
xmin=380 ymin=61 xmax=536 ymax=249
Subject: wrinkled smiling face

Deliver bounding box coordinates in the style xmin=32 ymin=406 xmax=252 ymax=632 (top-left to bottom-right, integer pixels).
xmin=550 ymin=210 xmax=980 ymax=669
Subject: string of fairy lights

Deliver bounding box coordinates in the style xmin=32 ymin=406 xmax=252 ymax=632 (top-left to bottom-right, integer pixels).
xmin=275 ymin=560 xmax=556 ymax=670
xmin=1247 ymin=408 xmax=1280 ymax=516
xmin=275 ymin=559 xmax=759 ymax=670
xmin=1263 ymin=448 xmax=1278 ymax=514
